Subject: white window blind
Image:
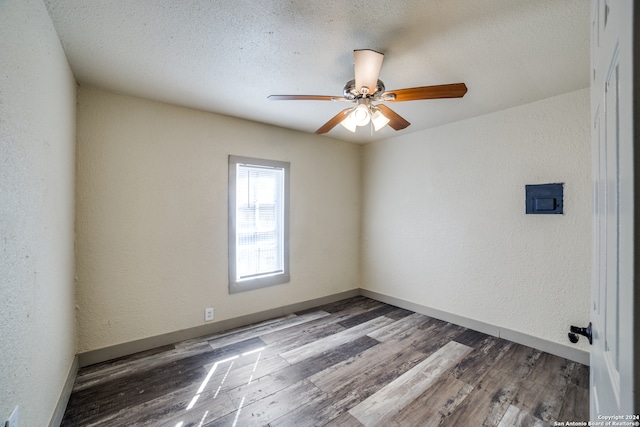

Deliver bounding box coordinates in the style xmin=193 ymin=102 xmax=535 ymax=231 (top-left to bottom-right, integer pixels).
xmin=228 ymin=156 xmax=290 ymax=293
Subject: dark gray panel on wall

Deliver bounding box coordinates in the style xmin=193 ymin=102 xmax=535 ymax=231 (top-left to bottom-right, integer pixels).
xmin=525 ymin=183 xmax=563 ymax=214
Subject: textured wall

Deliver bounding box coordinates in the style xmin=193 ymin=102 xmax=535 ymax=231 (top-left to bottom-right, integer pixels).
xmin=0 ymin=0 xmax=77 ymax=425
xmin=362 ymin=89 xmax=592 ymax=353
xmin=75 ymin=86 xmax=361 ymax=353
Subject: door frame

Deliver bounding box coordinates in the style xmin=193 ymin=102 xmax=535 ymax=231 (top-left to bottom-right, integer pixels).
xmin=589 ymin=0 xmax=639 ymax=418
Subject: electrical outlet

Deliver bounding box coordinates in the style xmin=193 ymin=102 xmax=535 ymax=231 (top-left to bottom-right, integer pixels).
xmin=205 ymin=307 xmax=214 ymax=322
xmin=5 ymin=405 xmax=18 ymax=427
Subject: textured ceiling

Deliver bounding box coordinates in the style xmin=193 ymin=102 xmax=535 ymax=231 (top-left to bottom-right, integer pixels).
xmin=43 ymin=0 xmax=590 ymax=143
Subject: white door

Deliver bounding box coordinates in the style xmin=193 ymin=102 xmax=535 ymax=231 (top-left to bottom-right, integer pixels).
xmin=590 ymin=0 xmax=636 ymax=419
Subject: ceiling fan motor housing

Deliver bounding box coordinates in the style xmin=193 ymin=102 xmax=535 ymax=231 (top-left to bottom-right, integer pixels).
xmin=343 ymin=79 xmax=385 ymax=99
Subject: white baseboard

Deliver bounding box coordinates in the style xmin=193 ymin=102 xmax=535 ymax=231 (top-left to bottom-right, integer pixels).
xmin=49 ymin=355 xmax=78 ymax=427
xmin=359 ymin=289 xmax=590 ymax=366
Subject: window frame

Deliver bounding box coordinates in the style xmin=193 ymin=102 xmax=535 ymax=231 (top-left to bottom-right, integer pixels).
xmin=228 ymin=155 xmax=290 ymax=294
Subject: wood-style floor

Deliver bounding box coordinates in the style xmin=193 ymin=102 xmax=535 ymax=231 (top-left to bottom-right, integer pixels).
xmin=62 ymin=296 xmax=589 ymax=426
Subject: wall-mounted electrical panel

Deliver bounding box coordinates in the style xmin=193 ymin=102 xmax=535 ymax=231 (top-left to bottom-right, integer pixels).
xmin=525 ymin=183 xmax=564 ymax=214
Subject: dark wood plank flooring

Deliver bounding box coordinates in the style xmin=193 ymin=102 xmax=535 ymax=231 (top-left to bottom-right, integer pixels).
xmin=62 ymin=296 xmax=589 ymax=426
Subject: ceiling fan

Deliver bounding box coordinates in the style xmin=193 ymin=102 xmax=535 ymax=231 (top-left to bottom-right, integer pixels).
xmin=268 ymin=49 xmax=468 ymax=135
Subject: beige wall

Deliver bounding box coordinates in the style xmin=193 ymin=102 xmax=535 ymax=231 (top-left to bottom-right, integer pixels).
xmin=362 ymin=88 xmax=592 ymax=354
xmin=75 ymin=86 xmax=362 ymax=353
xmin=0 ymin=0 xmax=77 ymax=425
xmin=75 ymin=86 xmax=592 ymax=359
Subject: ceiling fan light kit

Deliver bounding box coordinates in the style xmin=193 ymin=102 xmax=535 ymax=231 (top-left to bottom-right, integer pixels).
xmin=268 ymin=49 xmax=468 ymax=135
xmin=353 ymin=102 xmax=371 ymax=125
xmin=339 ymin=100 xmax=390 ymax=133
xmin=340 ymin=116 xmax=357 ymax=132
xmin=371 ymin=108 xmax=390 ymax=131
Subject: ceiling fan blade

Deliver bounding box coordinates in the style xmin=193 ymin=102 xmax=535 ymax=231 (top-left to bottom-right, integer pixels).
xmin=383 ymin=83 xmax=468 ymax=102
xmin=268 ymin=95 xmax=337 ymax=101
xmin=377 ymin=104 xmax=410 ymax=130
xmin=315 ymin=108 xmax=353 ymax=134
xmin=354 ymin=49 xmax=384 ymax=95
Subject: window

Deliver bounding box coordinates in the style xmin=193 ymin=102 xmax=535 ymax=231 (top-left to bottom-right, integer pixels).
xmin=228 ymin=155 xmax=290 ymax=293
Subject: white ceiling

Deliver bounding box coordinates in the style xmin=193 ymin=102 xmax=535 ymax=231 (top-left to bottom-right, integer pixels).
xmin=43 ymin=0 xmax=590 ymax=143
